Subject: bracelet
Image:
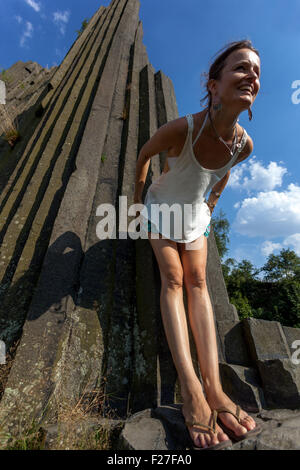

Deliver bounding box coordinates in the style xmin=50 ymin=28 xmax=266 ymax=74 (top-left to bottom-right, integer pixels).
xmin=211 ymin=191 xmax=221 ymax=198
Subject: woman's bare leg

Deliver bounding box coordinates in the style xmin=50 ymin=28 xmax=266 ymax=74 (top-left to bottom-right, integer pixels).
xmin=147 ymin=231 xmax=230 ymax=448
xmin=180 ymin=235 xmax=257 ymax=436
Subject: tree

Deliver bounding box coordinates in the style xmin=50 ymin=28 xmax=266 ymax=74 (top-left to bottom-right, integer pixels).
xmin=230 ymin=291 xmax=253 ymax=320
xmin=211 ymin=209 xmax=230 ymax=260
xmin=211 ymin=210 xmax=300 ymax=327
xmin=222 ymin=257 xmax=236 ymax=283
xmin=260 ymin=248 xmax=300 ymax=282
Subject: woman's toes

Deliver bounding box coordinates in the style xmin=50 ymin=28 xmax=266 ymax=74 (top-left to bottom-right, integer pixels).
xmin=204 ymin=433 xmax=213 ymax=448
xmin=241 ymin=415 xmax=256 ymax=430
xmin=192 ymin=431 xmax=210 ymax=449
xmin=225 ymin=415 xmax=247 ymax=436
xmin=236 ymin=423 xmax=248 ymax=436
xmin=199 ymin=433 xmax=208 ymax=448
xmin=218 ymin=431 xmax=230 ymax=442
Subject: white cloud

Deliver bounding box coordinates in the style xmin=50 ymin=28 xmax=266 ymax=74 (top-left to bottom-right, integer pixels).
xmin=232 ymin=183 xmax=300 ymax=238
xmin=53 ymin=10 xmax=70 ymax=35
xmin=24 ymin=0 xmax=41 ymax=13
xmin=228 ymin=156 xmax=287 ymax=193
xmin=15 ymin=15 xmax=23 ymax=24
xmin=261 ymin=240 xmax=282 ymax=257
xmin=20 ymin=21 xmax=34 ymax=47
xmin=283 ymin=233 xmax=300 ymax=256
xmin=260 ymin=233 xmax=300 ymax=257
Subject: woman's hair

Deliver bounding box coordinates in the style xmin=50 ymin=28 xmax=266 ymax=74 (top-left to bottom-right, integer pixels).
xmin=200 ymin=39 xmax=260 ymax=108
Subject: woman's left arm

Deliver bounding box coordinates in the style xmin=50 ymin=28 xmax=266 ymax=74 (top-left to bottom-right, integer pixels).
xmin=206 ymin=135 xmax=254 ymax=214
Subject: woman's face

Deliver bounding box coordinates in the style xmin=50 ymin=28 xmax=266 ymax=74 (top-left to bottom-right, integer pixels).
xmin=209 ymin=48 xmax=261 ymax=111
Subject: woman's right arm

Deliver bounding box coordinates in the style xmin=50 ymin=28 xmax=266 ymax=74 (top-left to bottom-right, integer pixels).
xmin=134 ymin=117 xmax=185 ymax=204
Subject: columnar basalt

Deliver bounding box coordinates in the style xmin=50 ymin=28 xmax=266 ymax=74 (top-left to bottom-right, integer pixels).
xmin=0 ymin=0 xmax=299 ymax=448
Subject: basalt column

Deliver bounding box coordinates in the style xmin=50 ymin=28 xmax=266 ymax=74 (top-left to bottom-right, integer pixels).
xmin=2 ymin=0 xmax=300 ymax=440
xmin=0 ymin=0 xmax=184 ymax=432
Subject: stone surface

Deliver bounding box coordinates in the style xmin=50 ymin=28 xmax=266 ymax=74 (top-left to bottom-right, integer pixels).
xmin=219 ymin=362 xmax=264 ymax=412
xmin=282 ymin=325 xmax=300 ymax=359
xmin=257 ymin=358 xmax=300 ymax=409
xmin=0 ymin=0 xmax=141 ymax=430
xmin=1 ymin=0 xmax=300 ymax=449
xmin=217 ymin=320 xmax=252 ymax=366
xmin=117 ymin=405 xmax=300 ymax=450
xmin=41 ymin=417 xmax=124 ymax=450
xmin=243 ymin=318 xmax=300 ymax=408
xmin=0 ymin=80 xmax=6 ymax=104
xmin=119 ymin=409 xmax=176 ymax=450
xmin=243 ymin=318 xmax=291 ymax=362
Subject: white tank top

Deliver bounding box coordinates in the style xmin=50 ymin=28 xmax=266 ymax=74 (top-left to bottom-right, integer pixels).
xmin=140 ymin=111 xmax=248 ymax=243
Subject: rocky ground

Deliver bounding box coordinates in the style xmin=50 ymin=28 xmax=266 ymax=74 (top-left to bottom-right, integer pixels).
xmin=118 ymin=405 xmax=300 ymax=451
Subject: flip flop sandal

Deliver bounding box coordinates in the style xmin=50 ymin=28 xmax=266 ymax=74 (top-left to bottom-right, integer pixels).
xmin=215 ymin=405 xmax=262 ymax=442
xmin=185 ymin=409 xmax=233 ymax=450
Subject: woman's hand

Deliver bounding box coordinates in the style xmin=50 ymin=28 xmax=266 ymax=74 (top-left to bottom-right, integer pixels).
xmin=205 ymin=201 xmax=215 ymax=215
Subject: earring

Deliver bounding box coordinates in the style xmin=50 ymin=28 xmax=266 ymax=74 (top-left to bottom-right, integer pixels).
xmin=213 ymin=101 xmax=222 ymax=111
xmin=248 ymin=107 xmax=253 ymax=121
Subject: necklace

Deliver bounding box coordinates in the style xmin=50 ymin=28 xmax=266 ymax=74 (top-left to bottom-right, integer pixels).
xmin=208 ymin=108 xmax=239 ymax=156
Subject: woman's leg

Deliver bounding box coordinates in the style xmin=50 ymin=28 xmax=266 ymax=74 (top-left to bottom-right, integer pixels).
xmin=179 ymin=235 xmax=257 ymax=436
xmin=147 ymin=231 xmax=230 ymax=448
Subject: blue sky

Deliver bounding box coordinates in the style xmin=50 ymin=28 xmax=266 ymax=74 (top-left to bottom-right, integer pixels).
xmin=1 ymin=0 xmax=300 ymax=270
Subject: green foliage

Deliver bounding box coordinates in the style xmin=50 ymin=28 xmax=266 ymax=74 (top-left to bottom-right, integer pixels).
xmin=211 ymin=209 xmax=230 ymax=260
xmin=260 ymin=248 xmax=300 ymax=281
xmin=213 ymin=210 xmax=300 ymax=327
xmin=0 ymin=422 xmax=45 ymax=450
xmin=76 ymin=18 xmax=90 ymax=37
xmin=230 ymin=291 xmax=253 ymax=320
xmin=0 ymin=68 xmax=12 ymax=84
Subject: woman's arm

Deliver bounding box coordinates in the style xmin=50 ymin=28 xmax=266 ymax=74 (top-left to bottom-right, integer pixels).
xmin=206 ymin=135 xmax=254 ymax=214
xmin=134 ymin=118 xmax=186 ymax=204
xmin=206 ymin=171 xmax=231 ymax=214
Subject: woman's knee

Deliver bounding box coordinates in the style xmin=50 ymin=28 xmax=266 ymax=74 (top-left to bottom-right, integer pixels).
xmin=161 ymin=267 xmax=184 ymax=290
xmin=184 ymin=268 xmax=207 ymax=290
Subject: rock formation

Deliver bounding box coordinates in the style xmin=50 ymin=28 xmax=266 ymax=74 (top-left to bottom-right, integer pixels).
xmin=0 ymin=0 xmax=299 ymax=450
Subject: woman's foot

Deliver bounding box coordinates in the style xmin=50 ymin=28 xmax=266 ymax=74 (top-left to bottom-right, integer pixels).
xmin=181 ymin=388 xmax=231 ymax=449
xmin=205 ymin=389 xmax=257 ymax=438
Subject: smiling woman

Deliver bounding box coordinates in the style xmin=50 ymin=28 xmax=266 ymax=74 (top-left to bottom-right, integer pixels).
xmin=134 ymin=39 xmax=262 ymax=450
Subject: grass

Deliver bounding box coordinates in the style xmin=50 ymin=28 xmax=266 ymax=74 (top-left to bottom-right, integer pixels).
xmin=0 ymin=374 xmax=122 ymax=450
xmin=0 ymin=422 xmax=46 ymax=450
xmin=76 ymin=18 xmax=90 ymax=37
xmin=46 ymin=381 xmax=118 ymax=450
xmin=0 ymin=340 xmax=19 ymax=401
xmin=0 ymin=104 xmax=21 ymax=148
xmin=0 ymin=340 xmax=46 ymax=450
xmin=0 ymin=69 xmax=12 ymax=84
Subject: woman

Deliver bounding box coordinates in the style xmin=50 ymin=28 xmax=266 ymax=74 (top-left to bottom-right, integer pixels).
xmin=134 ymin=40 xmax=262 ymax=450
